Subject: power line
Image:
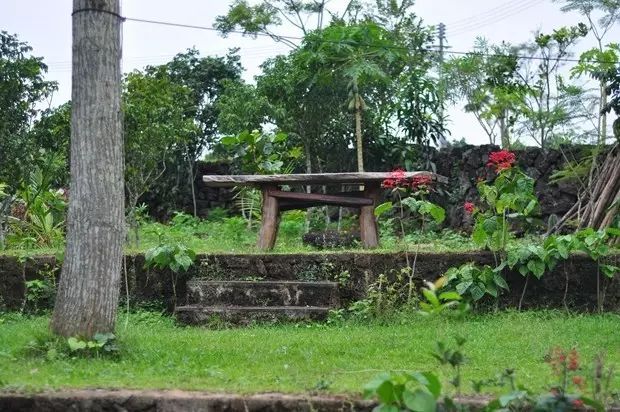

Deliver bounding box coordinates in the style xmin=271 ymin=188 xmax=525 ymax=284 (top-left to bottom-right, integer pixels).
xmin=446 ymin=0 xmax=539 ymax=28
xmin=120 ymin=15 xmax=619 ymax=65
xmin=44 ymin=14 xmax=619 ymax=73
xmin=450 ymin=0 xmax=546 ymax=35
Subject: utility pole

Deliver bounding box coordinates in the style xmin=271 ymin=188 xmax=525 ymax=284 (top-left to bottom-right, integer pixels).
xmin=51 ymin=0 xmax=125 ymax=338
xmin=436 ymin=22 xmax=449 ymax=148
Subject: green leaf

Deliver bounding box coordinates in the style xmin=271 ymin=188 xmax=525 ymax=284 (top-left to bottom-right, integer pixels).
xmin=493 ymin=273 xmax=509 ymax=290
xmin=67 ymin=337 xmax=86 ymax=351
xmin=472 ymin=221 xmax=488 ymax=246
xmin=526 ymin=259 xmax=545 ymax=278
xmin=600 ymin=265 xmax=619 ymax=279
xmin=605 ymin=227 xmax=620 ymax=237
xmin=438 ymin=291 xmax=462 ymax=301
xmin=363 ymin=373 xmax=391 ymax=399
xmin=403 ymin=389 xmax=437 ymax=412
xmin=220 ymin=135 xmax=238 ymax=146
xmin=375 ymin=380 xmax=397 ymax=404
xmin=374 ymin=201 xmax=393 ymax=218
xmin=482 ymin=217 xmax=499 ymax=234
xmin=422 ymin=288 xmax=440 ymax=307
xmin=455 ymin=281 xmax=473 ymax=296
xmin=469 ymin=283 xmax=485 ymax=301
xmin=428 ymin=204 xmax=445 ymax=224
xmin=420 ymin=372 xmax=442 ymax=398
xmin=485 ymin=283 xmax=498 ymax=297
xmin=524 ymin=199 xmax=537 ymax=215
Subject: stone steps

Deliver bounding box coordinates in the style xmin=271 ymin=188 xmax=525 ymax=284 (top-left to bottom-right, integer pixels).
xmin=175 ymin=280 xmax=340 ymax=325
xmin=175 ymin=305 xmax=332 ymax=325
xmin=185 ymin=280 xmax=340 ymax=307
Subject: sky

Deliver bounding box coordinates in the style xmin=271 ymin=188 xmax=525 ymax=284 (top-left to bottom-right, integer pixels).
xmin=2 ymin=0 xmax=618 ymax=145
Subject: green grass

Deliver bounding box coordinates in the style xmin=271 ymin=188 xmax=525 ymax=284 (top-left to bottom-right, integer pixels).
xmin=1 ymin=311 xmax=618 ymax=395
xmin=0 ymin=212 xmax=482 ymax=257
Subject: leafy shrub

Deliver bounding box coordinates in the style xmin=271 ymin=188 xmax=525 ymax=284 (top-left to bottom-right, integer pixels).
xmin=444 ymin=263 xmax=509 ymax=303
xmin=145 ymin=242 xmax=196 ymax=273
xmin=418 ymin=280 xmax=465 ymax=316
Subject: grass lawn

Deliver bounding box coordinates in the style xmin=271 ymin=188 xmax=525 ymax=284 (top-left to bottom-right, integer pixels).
xmin=1 ymin=311 xmax=619 ymax=395
xmin=0 ymin=215 xmax=496 ymax=257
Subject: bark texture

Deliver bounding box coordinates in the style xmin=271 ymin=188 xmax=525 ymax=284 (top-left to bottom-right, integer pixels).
xmin=51 ymin=0 xmax=124 ymax=338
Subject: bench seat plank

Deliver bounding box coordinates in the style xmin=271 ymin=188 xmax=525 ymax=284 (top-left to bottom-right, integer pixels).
xmin=202 ymin=172 xmax=446 ymax=187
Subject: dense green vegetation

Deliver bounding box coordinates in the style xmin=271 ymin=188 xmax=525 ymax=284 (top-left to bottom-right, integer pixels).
xmin=1 ymin=311 xmax=618 ymax=395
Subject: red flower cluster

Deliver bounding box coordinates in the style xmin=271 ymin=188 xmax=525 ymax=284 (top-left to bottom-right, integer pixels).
xmin=382 ymin=169 xmax=407 ymax=189
xmin=572 ymin=399 xmax=584 ymax=408
xmin=411 ymin=174 xmax=433 ymax=189
xmin=572 ymin=375 xmax=585 ymax=388
xmin=382 ymin=169 xmax=434 ymax=191
xmin=547 ymin=347 xmax=581 ymax=375
xmin=567 ymin=348 xmax=580 ymax=371
xmin=464 ymin=202 xmax=475 ymax=214
xmin=487 ymin=150 xmax=516 ymax=172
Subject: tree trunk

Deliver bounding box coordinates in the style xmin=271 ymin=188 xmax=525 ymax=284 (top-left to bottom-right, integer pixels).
xmin=355 ymin=100 xmax=364 ymax=173
xmin=499 ymin=114 xmax=510 ymax=149
xmin=600 ymin=81 xmax=608 ymax=145
xmin=51 ymin=0 xmax=124 ymax=339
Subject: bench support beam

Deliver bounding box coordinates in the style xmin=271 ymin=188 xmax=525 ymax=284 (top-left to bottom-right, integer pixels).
xmin=257 ymin=185 xmax=280 ymax=251
xmin=359 ymin=183 xmax=381 ymax=248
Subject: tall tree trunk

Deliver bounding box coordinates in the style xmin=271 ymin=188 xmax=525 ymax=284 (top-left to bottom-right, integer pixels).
xmin=51 ymin=0 xmax=124 ymax=338
xmin=355 ymin=99 xmax=364 ymax=172
xmin=499 ymin=114 xmax=510 ymax=149
xmin=600 ymin=81 xmax=608 ymax=145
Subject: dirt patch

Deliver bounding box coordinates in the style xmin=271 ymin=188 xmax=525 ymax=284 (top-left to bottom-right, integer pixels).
xmin=3 ymin=389 xmax=618 ymax=412
xmin=0 ymin=389 xmax=375 ymax=412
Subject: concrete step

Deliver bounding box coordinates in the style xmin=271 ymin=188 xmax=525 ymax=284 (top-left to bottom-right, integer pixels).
xmin=185 ymin=280 xmax=340 ymax=307
xmin=175 ymin=305 xmax=332 ymax=325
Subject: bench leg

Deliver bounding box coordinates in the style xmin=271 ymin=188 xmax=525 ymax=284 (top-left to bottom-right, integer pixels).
xmin=359 ymin=182 xmax=380 ymax=248
xmin=257 ymin=185 xmax=280 ymax=251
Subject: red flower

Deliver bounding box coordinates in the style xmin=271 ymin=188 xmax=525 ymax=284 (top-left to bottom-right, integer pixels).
xmin=464 ymin=202 xmax=475 ymax=214
xmin=411 ymin=174 xmax=433 ymax=189
xmin=568 ymin=349 xmax=579 ymax=371
xmin=572 ymin=399 xmax=584 ymax=409
xmin=547 ymin=347 xmax=567 ymax=375
xmin=487 ymin=150 xmax=516 ymax=172
xmin=382 ymin=168 xmax=407 ymax=189
xmin=572 ymin=375 xmax=584 ymax=388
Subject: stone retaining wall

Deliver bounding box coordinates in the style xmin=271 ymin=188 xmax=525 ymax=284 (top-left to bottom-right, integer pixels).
xmin=1 ymin=252 xmax=618 ymax=313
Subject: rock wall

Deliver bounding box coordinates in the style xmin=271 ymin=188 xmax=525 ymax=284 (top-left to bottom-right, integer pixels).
xmin=432 ymin=144 xmax=589 ymax=229
xmin=145 ymin=145 xmax=588 ymax=228
xmin=1 ymin=252 xmax=618 ymax=313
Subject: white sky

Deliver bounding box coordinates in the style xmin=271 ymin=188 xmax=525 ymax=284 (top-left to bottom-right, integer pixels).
xmin=2 ymin=0 xmax=618 ymax=145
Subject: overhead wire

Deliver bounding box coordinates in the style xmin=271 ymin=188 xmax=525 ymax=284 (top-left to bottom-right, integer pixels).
xmin=446 ymin=0 xmax=538 ymax=27
xmin=120 ymin=15 xmax=619 ymax=65
xmin=449 ymin=0 xmax=546 ymax=34
xmin=45 ymin=10 xmax=620 ymax=74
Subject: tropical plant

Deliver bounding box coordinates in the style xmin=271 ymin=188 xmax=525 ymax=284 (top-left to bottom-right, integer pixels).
xmin=6 ymin=158 xmax=67 ymax=248
xmin=470 ymin=150 xmax=539 ymax=255
xmin=376 ymin=170 xmax=446 ymax=302
xmin=364 ymin=370 xmax=443 ymax=412
xmin=443 ymin=263 xmax=509 ymax=304
xmin=418 ymin=279 xmax=464 ymax=316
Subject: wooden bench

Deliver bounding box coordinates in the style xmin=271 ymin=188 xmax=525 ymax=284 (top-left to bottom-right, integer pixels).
xmin=202 ymin=172 xmax=447 ymax=250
